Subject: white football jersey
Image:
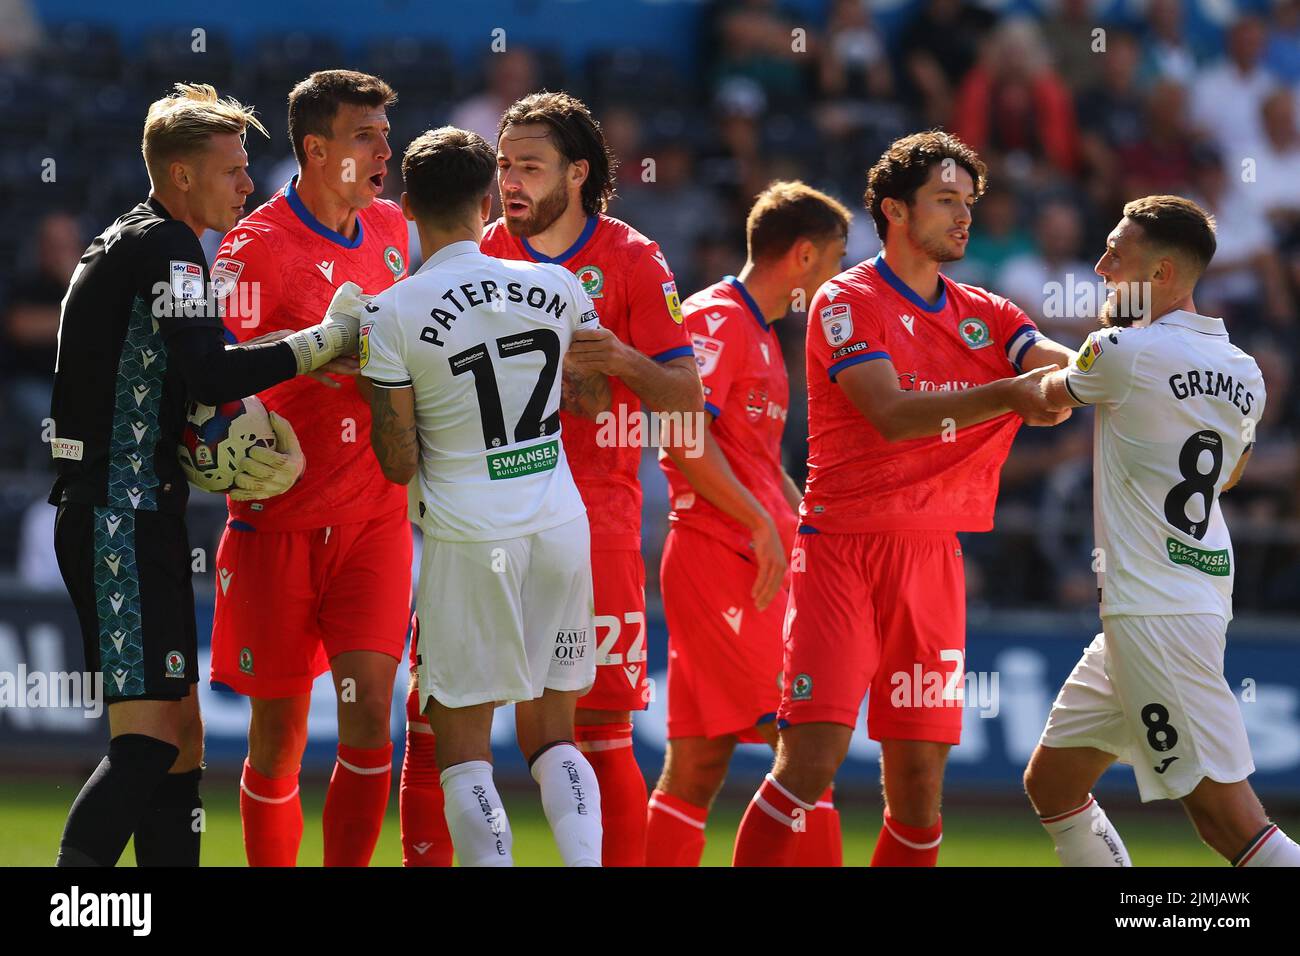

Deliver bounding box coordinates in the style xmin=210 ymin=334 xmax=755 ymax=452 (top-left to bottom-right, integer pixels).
xmin=1064 ymin=311 xmax=1265 ymax=620
xmin=360 ymin=240 xmax=601 ymax=542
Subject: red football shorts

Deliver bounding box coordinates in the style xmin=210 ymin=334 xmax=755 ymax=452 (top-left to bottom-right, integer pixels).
xmin=777 ymin=530 xmax=967 ymax=745
xmin=577 ymin=547 xmax=648 ymax=713
xmin=661 ymin=527 xmax=783 ymax=742
xmin=210 ymin=505 xmax=413 ymax=698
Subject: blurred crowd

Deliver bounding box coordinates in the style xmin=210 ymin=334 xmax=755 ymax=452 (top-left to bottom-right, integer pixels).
xmin=2 ymin=0 xmax=1298 ymax=613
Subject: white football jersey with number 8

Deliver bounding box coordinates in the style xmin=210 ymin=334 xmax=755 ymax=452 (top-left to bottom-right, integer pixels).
xmin=1063 ymin=310 xmax=1265 ymax=620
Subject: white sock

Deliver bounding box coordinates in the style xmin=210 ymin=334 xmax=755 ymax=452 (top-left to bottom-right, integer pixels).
xmin=530 ymin=742 xmax=602 ymax=867
xmin=1040 ymin=795 xmax=1131 ymax=866
xmin=1237 ymin=824 xmax=1300 ymax=866
xmin=440 ymin=760 xmax=513 ymax=867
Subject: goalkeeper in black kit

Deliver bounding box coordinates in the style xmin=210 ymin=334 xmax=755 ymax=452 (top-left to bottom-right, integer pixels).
xmin=48 ymin=84 xmax=365 ymax=866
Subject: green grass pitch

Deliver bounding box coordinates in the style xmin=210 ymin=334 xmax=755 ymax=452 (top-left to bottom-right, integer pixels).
xmin=5 ymin=772 xmax=1284 ymax=866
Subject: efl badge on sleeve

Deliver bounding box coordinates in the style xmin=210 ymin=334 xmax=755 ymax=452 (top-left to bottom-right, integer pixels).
xmin=820 ymin=303 xmax=853 ymax=346
xmin=1075 ymin=334 xmax=1103 ymax=372
xmin=662 ymin=281 xmax=683 ymax=324
xmin=170 ymin=261 xmax=204 ymax=301
xmin=691 ymin=333 xmax=724 ymax=377
xmin=210 ymin=257 xmax=243 ymax=300
xmin=359 ymin=323 xmax=372 ymax=369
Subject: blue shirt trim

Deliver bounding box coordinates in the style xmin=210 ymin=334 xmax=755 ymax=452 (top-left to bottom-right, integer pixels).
xmin=828 ymin=350 xmax=890 ymax=381
xmin=797 ymin=525 xmax=820 ymax=534
xmin=654 ymin=345 xmax=695 ymax=363
xmin=521 ymin=215 xmax=598 ymax=264
xmin=228 ymin=520 xmax=257 ymax=533
xmin=873 ymin=252 xmax=947 ymax=314
xmin=285 ymin=176 xmax=364 ymax=250
xmin=724 ymin=275 xmax=770 ymax=330
xmin=704 ymin=401 xmax=723 ymax=418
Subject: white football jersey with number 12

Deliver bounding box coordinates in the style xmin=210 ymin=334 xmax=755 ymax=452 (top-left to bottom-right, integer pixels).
xmin=1064 ymin=310 xmax=1266 ymax=621
xmin=360 ymin=239 xmax=601 ymax=542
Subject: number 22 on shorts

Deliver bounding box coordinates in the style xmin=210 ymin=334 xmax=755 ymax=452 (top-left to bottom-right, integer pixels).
xmin=594 ymin=612 xmax=647 ymax=666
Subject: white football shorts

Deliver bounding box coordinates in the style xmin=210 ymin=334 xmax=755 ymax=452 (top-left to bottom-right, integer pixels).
xmin=416 ymin=513 xmax=596 ymax=711
xmin=1038 ymin=614 xmax=1255 ymax=802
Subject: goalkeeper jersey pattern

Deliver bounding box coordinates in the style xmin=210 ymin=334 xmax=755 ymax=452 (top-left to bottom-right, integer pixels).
xmin=360 ymin=240 xmax=601 ymax=542
xmin=49 ymin=197 xmax=224 ymax=514
xmin=1063 ymin=311 xmax=1265 ymax=620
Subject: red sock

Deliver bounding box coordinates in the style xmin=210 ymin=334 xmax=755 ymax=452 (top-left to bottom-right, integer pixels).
xmin=240 ymin=759 xmax=303 ymax=867
xmin=322 ymin=742 xmax=392 ymax=867
xmin=870 ymin=807 xmax=942 ymax=867
xmin=400 ymin=708 xmax=453 ymax=867
xmin=645 ymin=789 xmax=708 ymax=866
xmin=792 ymin=787 xmax=843 ymax=866
xmin=575 ymin=723 xmax=647 ymax=866
xmin=733 ymin=774 xmax=811 ymax=867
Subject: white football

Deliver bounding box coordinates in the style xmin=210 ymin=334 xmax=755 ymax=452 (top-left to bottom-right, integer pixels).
xmin=178 ymin=396 xmax=276 ymax=493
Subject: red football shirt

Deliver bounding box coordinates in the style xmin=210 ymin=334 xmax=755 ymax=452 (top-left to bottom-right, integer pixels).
xmin=661 ymin=276 xmax=796 ymax=555
xmin=481 ymin=214 xmax=693 ymax=550
xmin=803 ymin=253 xmax=1041 ymax=533
xmin=214 ymin=177 xmax=410 ymax=532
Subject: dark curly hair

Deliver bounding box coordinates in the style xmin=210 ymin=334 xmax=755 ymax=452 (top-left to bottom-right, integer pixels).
xmin=864 ymin=131 xmax=987 ymax=241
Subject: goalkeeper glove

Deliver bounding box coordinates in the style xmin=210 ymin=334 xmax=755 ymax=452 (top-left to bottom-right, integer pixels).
xmin=229 ymin=412 xmax=306 ymax=501
xmin=282 ymin=281 xmax=369 ymax=374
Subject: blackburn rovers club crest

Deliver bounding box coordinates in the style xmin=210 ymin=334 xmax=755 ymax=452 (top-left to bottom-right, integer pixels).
xmin=383 ymin=245 xmax=405 ymax=277
xmin=576 ymin=264 xmax=604 ymax=298
xmin=958 ymin=317 xmax=992 ymax=349
xmin=791 ymin=673 xmax=813 ymax=700
xmin=165 ymin=650 xmax=186 ymax=678
xmin=239 ymin=647 xmax=254 ymax=675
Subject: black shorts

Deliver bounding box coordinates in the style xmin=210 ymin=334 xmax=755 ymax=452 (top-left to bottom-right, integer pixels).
xmin=53 ymin=503 xmax=198 ymax=703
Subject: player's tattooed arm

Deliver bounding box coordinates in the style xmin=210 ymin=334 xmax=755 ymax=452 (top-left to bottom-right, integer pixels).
xmin=560 ymin=358 xmax=612 ymax=419
xmin=568 ymin=330 xmax=703 ymax=415
xmin=367 ymin=384 xmax=419 ymax=485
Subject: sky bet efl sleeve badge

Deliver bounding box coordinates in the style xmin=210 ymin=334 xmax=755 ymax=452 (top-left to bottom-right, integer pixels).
xmin=662 ymin=281 xmax=684 ymax=324
xmin=1075 ymin=332 xmax=1103 ymax=372
xmin=820 ymin=303 xmax=853 ymax=346
xmin=691 ymin=332 xmax=724 ymax=377
xmin=358 ymin=322 xmax=372 ymax=369
xmin=170 ymin=261 xmax=204 ymax=301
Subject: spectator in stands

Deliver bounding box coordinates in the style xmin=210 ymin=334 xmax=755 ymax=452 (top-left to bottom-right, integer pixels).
xmin=1265 ymin=0 xmax=1300 ymax=85
xmin=1251 ymin=89 xmax=1300 ymax=235
xmin=1188 ymin=147 xmax=1295 ymax=328
xmin=1189 ymin=14 xmax=1279 ymax=166
xmin=1040 ymin=0 xmax=1104 ymax=91
xmin=1139 ymin=0 xmax=1200 ymax=86
xmin=817 ymin=0 xmax=892 ymax=102
xmin=449 ymin=47 xmax=538 ymax=147
xmin=0 ymin=0 xmax=42 ymax=60
xmin=1115 ymin=78 xmax=1197 ymax=200
xmin=996 ymin=199 xmax=1094 ymax=342
xmin=951 ymin=18 xmax=1081 ymax=184
xmin=946 ymin=184 xmax=1033 ymax=289
xmin=3 ymin=211 xmax=81 ymax=448
xmin=1076 ymin=29 xmax=1145 ymax=184
xmin=613 ymin=140 xmax=726 ymax=293
xmin=708 ymin=0 xmax=810 ymax=113
xmin=897 ymin=0 xmax=995 ymax=127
